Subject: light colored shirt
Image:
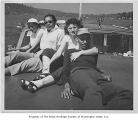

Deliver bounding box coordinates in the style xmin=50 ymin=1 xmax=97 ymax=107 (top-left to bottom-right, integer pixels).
xmin=40 ymin=27 xmax=65 ymax=51
xmin=64 ymin=35 xmax=80 ymax=49
xmin=62 ymin=35 xmax=81 ymax=55
xmin=29 ymin=29 xmax=44 ymax=47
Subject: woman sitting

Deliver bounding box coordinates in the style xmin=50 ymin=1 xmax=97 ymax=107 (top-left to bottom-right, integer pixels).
xmin=36 ymin=18 xmax=83 ymax=78
xmin=5 ymin=18 xmax=44 ymax=75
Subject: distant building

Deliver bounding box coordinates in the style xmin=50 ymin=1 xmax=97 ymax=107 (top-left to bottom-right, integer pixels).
xmin=84 ymin=24 xmax=133 ymax=54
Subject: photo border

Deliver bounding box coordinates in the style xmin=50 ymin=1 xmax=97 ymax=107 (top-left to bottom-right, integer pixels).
xmin=1 ymin=0 xmax=138 ymax=119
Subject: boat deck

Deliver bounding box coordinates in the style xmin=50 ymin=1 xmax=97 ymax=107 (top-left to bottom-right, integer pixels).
xmin=4 ymin=54 xmax=133 ymax=110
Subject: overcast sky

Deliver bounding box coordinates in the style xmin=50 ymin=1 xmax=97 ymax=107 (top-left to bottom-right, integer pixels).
xmin=24 ymin=3 xmax=133 ymax=15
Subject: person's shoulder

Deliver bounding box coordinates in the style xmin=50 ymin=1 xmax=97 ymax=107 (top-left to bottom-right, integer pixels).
xmin=63 ymin=35 xmax=71 ymax=42
xmin=36 ymin=29 xmax=45 ymax=36
xmin=56 ymin=28 xmax=64 ymax=33
xmin=39 ymin=28 xmax=45 ymax=33
xmin=63 ymin=35 xmax=70 ymax=39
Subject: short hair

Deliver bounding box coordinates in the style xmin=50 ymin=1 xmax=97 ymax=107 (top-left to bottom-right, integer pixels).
xmin=64 ymin=18 xmax=83 ymax=35
xmin=44 ymin=14 xmax=57 ymax=23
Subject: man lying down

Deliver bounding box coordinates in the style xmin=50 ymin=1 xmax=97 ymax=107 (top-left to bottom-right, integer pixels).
xmin=20 ymin=28 xmax=133 ymax=110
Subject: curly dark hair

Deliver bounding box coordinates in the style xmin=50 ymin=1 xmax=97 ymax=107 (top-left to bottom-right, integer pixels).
xmin=64 ymin=18 xmax=83 ymax=35
xmin=43 ymin=14 xmax=57 ymax=24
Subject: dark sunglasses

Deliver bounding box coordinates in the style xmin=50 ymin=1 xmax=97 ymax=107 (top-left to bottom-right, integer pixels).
xmin=44 ymin=20 xmax=53 ymax=25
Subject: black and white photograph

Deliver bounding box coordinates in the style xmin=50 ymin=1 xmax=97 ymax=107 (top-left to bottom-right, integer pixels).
xmin=0 ymin=0 xmax=138 ymax=119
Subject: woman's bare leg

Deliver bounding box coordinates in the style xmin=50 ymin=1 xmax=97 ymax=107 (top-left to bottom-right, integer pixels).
xmin=42 ymin=56 xmax=50 ymax=73
xmin=31 ymin=75 xmax=55 ymax=88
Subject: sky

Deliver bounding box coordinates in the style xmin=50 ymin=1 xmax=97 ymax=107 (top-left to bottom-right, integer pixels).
xmin=23 ymin=2 xmax=133 ymax=15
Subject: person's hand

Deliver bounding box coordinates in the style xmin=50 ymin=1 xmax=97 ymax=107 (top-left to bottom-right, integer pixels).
xmin=61 ymin=83 xmax=74 ymax=99
xmin=70 ymin=51 xmax=82 ymax=62
xmin=7 ymin=46 xmax=17 ymax=51
xmin=102 ymin=74 xmax=112 ymax=82
xmin=104 ymin=75 xmax=112 ymax=82
xmin=22 ymin=27 xmax=29 ymax=32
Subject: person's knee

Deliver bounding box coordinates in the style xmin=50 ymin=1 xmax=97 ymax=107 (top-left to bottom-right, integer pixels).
xmin=5 ymin=51 xmax=19 ymax=67
xmin=42 ymin=48 xmax=55 ymax=59
xmin=42 ymin=55 xmax=50 ymax=61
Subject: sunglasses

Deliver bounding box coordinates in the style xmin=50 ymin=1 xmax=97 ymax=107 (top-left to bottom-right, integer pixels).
xmin=44 ymin=20 xmax=53 ymax=25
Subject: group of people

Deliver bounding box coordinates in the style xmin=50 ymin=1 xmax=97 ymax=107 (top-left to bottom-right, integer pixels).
xmin=5 ymin=14 xmax=133 ymax=110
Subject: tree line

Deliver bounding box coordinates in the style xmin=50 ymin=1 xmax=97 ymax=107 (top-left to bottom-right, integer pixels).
xmin=5 ymin=3 xmax=133 ymax=20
